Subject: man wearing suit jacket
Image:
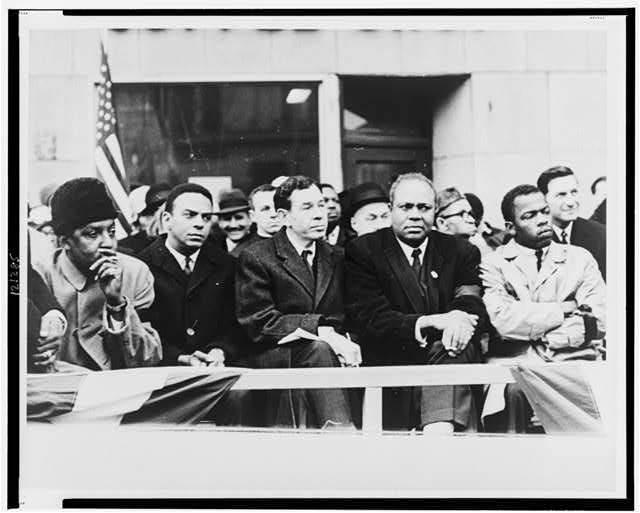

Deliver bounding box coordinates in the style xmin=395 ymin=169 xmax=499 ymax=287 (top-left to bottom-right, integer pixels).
xmin=139 ymin=183 xmax=252 ymax=424
xmin=480 ymin=184 xmax=605 ymax=432
xmin=345 ymin=173 xmax=487 ymax=434
xmin=537 ymin=166 xmax=606 ymax=280
xmin=236 ymin=175 xmax=359 ymax=429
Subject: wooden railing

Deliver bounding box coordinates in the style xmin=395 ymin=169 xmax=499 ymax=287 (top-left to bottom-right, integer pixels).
xmin=229 ymin=362 xmax=606 ymax=434
xmin=229 ymin=363 xmax=517 ymax=434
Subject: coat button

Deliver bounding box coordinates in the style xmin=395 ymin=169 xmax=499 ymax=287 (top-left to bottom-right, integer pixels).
xmin=186 ymin=328 xmax=195 ymax=336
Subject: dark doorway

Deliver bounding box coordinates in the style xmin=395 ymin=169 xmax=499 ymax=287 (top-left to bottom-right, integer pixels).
xmin=341 ymin=75 xmax=469 ymax=192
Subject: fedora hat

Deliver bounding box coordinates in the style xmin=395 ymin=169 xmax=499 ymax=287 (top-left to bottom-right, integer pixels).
xmin=214 ymin=188 xmax=250 ymax=216
xmin=140 ymin=183 xmax=171 ymax=217
xmin=348 ymin=182 xmax=389 ymax=218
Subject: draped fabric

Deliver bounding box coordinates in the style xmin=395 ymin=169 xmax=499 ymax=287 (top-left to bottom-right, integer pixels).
xmin=27 ymin=365 xmax=242 ymax=425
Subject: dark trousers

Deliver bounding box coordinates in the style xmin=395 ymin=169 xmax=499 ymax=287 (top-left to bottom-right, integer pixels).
xmin=383 ymin=339 xmax=481 ymax=431
xmin=483 ymin=383 xmax=544 ymax=434
xmin=250 ymin=340 xmax=354 ymax=429
xmin=202 ymin=389 xmax=256 ymax=426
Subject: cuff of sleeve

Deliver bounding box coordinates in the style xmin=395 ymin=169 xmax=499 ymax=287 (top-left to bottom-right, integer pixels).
xmin=102 ymin=297 xmax=130 ymax=335
xmin=46 ymin=309 xmax=68 ymax=335
xmin=300 ymin=314 xmax=322 ymax=335
xmin=415 ymin=316 xmax=428 ymax=347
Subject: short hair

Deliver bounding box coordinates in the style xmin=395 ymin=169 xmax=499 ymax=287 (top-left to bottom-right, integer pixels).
xmin=248 ymin=184 xmax=276 ymax=209
xmin=165 ymin=183 xmax=212 ymax=214
xmin=389 ymin=172 xmax=436 ymax=204
xmin=319 ymin=183 xmax=336 ymax=192
xmin=274 ymin=175 xmax=319 ymax=211
xmin=591 ymin=176 xmax=606 ymax=194
xmin=537 ymin=166 xmax=576 ymax=195
xmin=501 ymin=184 xmax=541 ymax=223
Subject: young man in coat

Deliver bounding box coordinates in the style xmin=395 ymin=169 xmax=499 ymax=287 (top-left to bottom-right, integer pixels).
xmin=37 ymin=178 xmax=162 ymax=370
xmin=236 ymin=175 xmax=360 ymax=429
xmin=138 ymin=183 xmax=252 ymax=424
xmin=480 ymin=184 xmax=605 ymax=432
xmin=537 ymin=166 xmax=606 ymax=280
xmin=345 ymin=173 xmax=487 ymax=434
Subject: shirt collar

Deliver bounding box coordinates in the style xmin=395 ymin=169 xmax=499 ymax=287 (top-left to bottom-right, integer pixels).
xmin=164 ymin=239 xmax=200 ymax=271
xmin=326 ymin=225 xmax=340 ymax=245
xmin=395 ymin=235 xmax=428 ymax=265
xmin=512 ymin=240 xmax=550 ymax=259
xmin=552 ymin=221 xmax=573 ymax=242
xmin=285 ymin=228 xmax=316 ymax=259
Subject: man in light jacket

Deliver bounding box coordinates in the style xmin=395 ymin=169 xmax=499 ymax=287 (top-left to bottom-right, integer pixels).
xmin=480 ymin=184 xmax=605 ymax=432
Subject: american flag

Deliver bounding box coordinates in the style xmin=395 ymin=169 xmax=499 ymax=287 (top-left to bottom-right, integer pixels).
xmin=95 ymin=39 xmax=132 ymax=234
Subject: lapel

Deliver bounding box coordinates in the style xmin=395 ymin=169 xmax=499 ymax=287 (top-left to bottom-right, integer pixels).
xmin=499 ymin=240 xmax=535 ymax=300
xmin=313 ymin=240 xmax=336 ymax=307
xmin=150 ymin=238 xmax=189 ymax=288
xmin=274 ymin=230 xmax=314 ymax=298
xmin=383 ymin=230 xmax=425 ymax=313
xmin=186 ymin=244 xmax=219 ymax=297
xmin=533 ymin=242 xmax=567 ymax=293
xmin=422 ymin=233 xmax=444 ymax=313
xmin=569 ymin=218 xmax=583 ymax=245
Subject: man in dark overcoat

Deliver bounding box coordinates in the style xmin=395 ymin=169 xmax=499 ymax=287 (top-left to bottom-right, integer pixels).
xmin=345 ymin=172 xmax=488 ymax=434
xmin=236 ymin=175 xmax=359 ymax=429
xmin=537 ymin=166 xmax=606 ymax=280
xmin=139 ymin=183 xmax=252 ymax=425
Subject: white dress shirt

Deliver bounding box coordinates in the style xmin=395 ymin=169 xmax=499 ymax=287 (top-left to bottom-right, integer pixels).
xmin=393 ymin=236 xmax=430 ymax=345
xmin=552 ymin=222 xmax=573 ymax=243
xmin=512 ymin=241 xmax=551 ymax=289
xmin=326 ymin=225 xmax=341 ymax=246
xmin=165 ymin=239 xmax=200 ymax=273
xmin=285 ymin=229 xmax=316 ymax=268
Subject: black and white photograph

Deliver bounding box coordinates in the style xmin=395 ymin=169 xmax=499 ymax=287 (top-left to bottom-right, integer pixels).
xmin=4 ymin=5 xmax=634 ymax=509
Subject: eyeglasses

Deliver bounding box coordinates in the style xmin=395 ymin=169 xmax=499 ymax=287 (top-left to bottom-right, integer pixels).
xmin=438 ymin=210 xmax=475 ymax=220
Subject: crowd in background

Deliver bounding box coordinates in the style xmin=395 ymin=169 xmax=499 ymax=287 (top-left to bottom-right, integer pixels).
xmin=26 ymin=166 xmax=607 ymax=433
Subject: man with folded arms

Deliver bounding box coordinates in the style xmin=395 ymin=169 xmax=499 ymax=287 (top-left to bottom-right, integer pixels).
xmin=345 ymin=173 xmax=487 ymax=434
xmin=480 ymin=184 xmax=605 ymax=432
xmin=236 ymin=175 xmax=359 ymax=429
xmin=37 ymin=177 xmax=162 ymax=370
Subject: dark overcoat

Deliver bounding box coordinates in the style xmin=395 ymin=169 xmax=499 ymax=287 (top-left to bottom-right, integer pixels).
xmin=139 ymin=236 xmax=249 ymax=366
xmin=553 ymin=217 xmax=606 ymax=280
xmin=235 ymin=228 xmax=345 ymax=353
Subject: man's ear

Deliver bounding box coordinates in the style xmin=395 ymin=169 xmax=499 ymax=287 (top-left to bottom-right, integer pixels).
xmin=504 ymin=221 xmax=516 ymax=235
xmin=277 ymin=209 xmax=289 ymax=227
xmin=161 ymin=209 xmax=172 ymax=227
xmin=249 ymin=209 xmax=256 ymax=223
xmin=434 ymin=216 xmax=447 ymax=232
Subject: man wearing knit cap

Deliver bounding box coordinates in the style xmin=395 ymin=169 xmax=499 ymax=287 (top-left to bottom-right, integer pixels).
xmin=37 ymin=177 xmax=162 ymax=370
xmin=212 ymin=188 xmax=258 ymax=257
xmin=434 ymin=187 xmax=478 ymax=239
xmin=348 ymin=182 xmax=391 ymax=238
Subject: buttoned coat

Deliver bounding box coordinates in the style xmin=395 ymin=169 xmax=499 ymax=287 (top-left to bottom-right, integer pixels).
xmin=554 ymin=217 xmax=606 ymax=280
xmin=480 ymin=239 xmax=606 ymax=363
xmin=344 ymin=227 xmax=487 ymax=366
xmin=38 ymin=249 xmax=162 ymax=370
xmin=235 ymin=228 xmax=345 ymax=351
xmin=138 ymin=236 xmax=249 ymax=365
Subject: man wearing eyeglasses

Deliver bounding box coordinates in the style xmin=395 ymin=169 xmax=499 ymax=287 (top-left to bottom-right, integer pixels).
xmin=434 ymin=187 xmax=478 ymax=239
xmin=345 ymin=173 xmax=488 ymax=434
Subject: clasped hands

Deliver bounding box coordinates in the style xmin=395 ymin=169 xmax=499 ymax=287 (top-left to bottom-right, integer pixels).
xmin=417 ymin=310 xmax=479 ymax=357
xmin=318 ymin=326 xmax=362 ymax=367
xmin=178 ymin=348 xmax=226 ymax=367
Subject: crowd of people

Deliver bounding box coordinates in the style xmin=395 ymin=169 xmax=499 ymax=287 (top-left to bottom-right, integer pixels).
xmin=26 ymin=165 xmax=607 ymax=433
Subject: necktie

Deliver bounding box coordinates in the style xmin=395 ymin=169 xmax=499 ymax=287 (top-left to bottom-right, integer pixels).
xmin=411 ymin=248 xmax=422 ymax=280
xmin=184 ymin=255 xmax=192 ymax=276
xmin=535 ymin=248 xmax=543 ymax=272
xmin=560 ymin=230 xmax=568 ymax=244
xmin=301 ymin=249 xmax=314 ymax=282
